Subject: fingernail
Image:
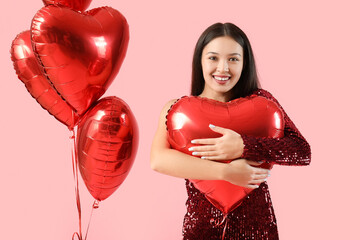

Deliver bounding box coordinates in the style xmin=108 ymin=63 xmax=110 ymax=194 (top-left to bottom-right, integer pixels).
xmin=209 ymin=124 xmax=215 ymax=129
xmin=192 ymin=152 xmax=198 ymax=156
xmin=191 ymin=140 xmax=196 ymax=144
xmin=201 ymin=156 xmax=206 ymax=159
xmin=264 ymin=178 xmax=267 ymax=181
xmin=188 ymin=147 xmax=194 ymax=151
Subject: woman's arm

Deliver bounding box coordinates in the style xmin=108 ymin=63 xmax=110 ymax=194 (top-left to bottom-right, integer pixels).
xmin=240 ymin=89 xmax=311 ymax=166
xmin=150 ymin=99 xmax=270 ymax=188
xmin=189 ymin=89 xmax=311 ymax=166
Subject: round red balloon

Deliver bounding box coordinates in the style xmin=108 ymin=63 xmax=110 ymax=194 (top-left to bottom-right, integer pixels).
xmin=166 ymin=95 xmax=284 ymax=213
xmin=42 ymin=0 xmax=92 ymax=12
xmin=10 ymin=30 xmax=79 ymax=128
xmin=77 ymin=97 xmax=138 ymax=201
xmin=31 ymin=5 xmax=130 ymax=115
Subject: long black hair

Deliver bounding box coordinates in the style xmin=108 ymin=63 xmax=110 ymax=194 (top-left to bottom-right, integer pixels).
xmin=191 ymin=22 xmax=260 ymax=100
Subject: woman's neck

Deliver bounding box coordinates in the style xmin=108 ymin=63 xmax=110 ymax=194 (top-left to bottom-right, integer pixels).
xmin=199 ymin=91 xmax=232 ymax=102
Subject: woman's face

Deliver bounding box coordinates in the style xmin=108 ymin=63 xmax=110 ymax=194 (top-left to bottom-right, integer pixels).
xmin=200 ymin=36 xmax=244 ymax=101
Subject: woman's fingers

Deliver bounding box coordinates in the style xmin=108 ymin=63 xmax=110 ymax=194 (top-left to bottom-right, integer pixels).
xmin=247 ymin=161 xmax=271 ymax=173
xmin=190 ymin=126 xmax=244 ymax=161
xmin=191 ymin=150 xmax=216 ymax=156
xmin=249 ymin=177 xmax=267 ymax=184
xmin=189 ymin=145 xmax=220 ymax=158
xmin=188 ymin=145 xmax=216 ymax=152
xmin=247 ymin=184 xmax=261 ymax=189
xmin=201 ymin=155 xmax=224 ymax=160
xmin=222 ymin=159 xmax=272 ymax=188
xmin=252 ymin=173 xmax=269 ymax=180
xmin=191 ymin=138 xmax=218 ymax=145
xmin=208 ymin=124 xmax=229 ymax=134
xmin=256 ymin=168 xmax=270 ymax=175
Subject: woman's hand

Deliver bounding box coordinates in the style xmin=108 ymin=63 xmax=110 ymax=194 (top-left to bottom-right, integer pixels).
xmin=189 ymin=124 xmax=244 ymax=161
xmin=222 ymin=159 xmax=270 ymax=188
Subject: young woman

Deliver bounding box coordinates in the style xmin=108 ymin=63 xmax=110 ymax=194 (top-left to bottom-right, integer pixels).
xmin=151 ymin=22 xmax=311 ymax=240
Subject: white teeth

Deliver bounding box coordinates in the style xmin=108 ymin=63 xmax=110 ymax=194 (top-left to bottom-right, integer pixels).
xmin=214 ymin=76 xmax=230 ymax=81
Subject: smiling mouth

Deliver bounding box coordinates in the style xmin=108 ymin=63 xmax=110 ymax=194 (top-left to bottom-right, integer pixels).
xmin=213 ymin=76 xmax=231 ymax=81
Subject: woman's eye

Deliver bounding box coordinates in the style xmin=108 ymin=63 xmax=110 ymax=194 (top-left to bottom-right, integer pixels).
xmin=209 ymin=56 xmax=217 ymax=60
xmin=229 ymin=58 xmax=239 ymax=62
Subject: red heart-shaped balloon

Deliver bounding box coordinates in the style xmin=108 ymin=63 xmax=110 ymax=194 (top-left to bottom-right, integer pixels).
xmin=166 ymin=95 xmax=284 ymax=213
xmin=31 ymin=5 xmax=129 ymax=115
xmin=77 ymin=96 xmax=138 ymax=201
xmin=10 ymin=30 xmax=79 ymax=128
xmin=42 ymin=0 xmax=92 ymax=12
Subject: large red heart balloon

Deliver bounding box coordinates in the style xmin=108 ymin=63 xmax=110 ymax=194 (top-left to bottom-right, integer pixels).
xmin=31 ymin=5 xmax=129 ymax=115
xmin=42 ymin=0 xmax=92 ymax=12
xmin=166 ymin=95 xmax=284 ymax=213
xmin=77 ymin=96 xmax=138 ymax=201
xmin=10 ymin=30 xmax=79 ymax=128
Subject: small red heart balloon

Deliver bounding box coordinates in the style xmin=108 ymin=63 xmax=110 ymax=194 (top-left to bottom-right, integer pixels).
xmin=77 ymin=97 xmax=138 ymax=201
xmin=10 ymin=30 xmax=79 ymax=128
xmin=31 ymin=5 xmax=129 ymax=115
xmin=42 ymin=0 xmax=92 ymax=12
xmin=166 ymin=95 xmax=284 ymax=213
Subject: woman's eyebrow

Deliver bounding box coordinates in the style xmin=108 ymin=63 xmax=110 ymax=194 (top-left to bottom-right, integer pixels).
xmin=205 ymin=51 xmax=219 ymax=55
xmin=205 ymin=52 xmax=242 ymax=56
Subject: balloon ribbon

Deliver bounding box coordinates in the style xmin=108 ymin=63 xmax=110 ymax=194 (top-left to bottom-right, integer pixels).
xmin=70 ymin=128 xmax=100 ymax=240
xmin=211 ymin=214 xmax=228 ymax=240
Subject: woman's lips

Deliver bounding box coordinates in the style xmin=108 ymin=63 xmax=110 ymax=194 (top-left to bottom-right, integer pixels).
xmin=213 ymin=75 xmax=230 ymax=84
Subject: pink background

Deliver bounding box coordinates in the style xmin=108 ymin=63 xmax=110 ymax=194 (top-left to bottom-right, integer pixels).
xmin=1 ymin=0 xmax=359 ymax=239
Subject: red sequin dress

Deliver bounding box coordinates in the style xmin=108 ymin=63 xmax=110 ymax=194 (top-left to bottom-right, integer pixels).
xmin=182 ymin=89 xmax=311 ymax=240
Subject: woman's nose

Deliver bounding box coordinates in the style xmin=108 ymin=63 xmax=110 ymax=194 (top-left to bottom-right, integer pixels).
xmin=216 ymin=60 xmax=229 ymax=72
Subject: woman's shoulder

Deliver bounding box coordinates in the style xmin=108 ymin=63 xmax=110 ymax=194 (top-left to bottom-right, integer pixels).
xmin=162 ymin=95 xmax=193 ymax=112
xmin=251 ymin=88 xmax=274 ymax=97
xmin=250 ymin=88 xmax=279 ymax=103
xmin=159 ymin=97 xmax=185 ymax=119
xmin=164 ymin=99 xmax=178 ymax=109
xmin=162 ymin=98 xmax=181 ymax=112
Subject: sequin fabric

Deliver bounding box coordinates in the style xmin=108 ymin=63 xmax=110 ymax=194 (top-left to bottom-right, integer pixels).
xmin=241 ymin=89 xmax=311 ymax=165
xmin=182 ymin=89 xmax=311 ymax=240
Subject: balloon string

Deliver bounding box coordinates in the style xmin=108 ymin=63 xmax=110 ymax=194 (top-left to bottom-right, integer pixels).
xmin=72 ymin=232 xmax=81 ymax=240
xmin=84 ymin=200 xmax=100 ymax=240
xmin=70 ymin=128 xmax=83 ymax=240
xmin=211 ymin=213 xmax=228 ymax=240
xmin=70 ymin=129 xmax=100 ymax=240
xmin=221 ymin=216 xmax=228 ymax=240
